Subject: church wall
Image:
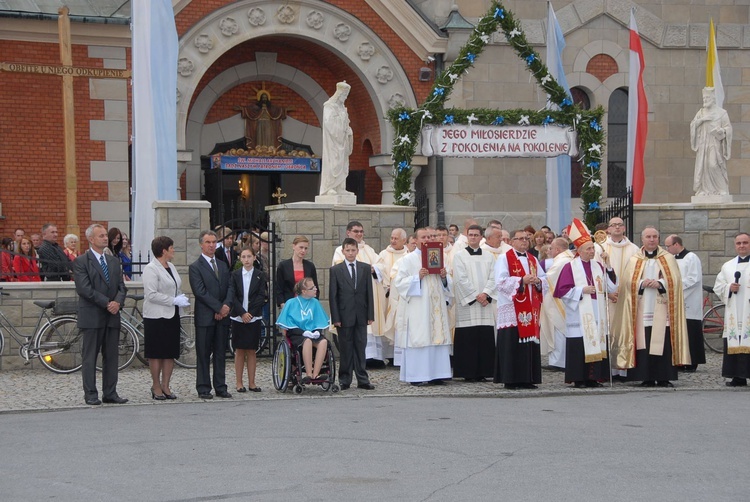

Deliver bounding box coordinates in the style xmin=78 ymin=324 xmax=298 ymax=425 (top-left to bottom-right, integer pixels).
xmin=0 ymin=41 xmax=127 ymax=238
xmin=412 ymin=0 xmax=750 ymax=230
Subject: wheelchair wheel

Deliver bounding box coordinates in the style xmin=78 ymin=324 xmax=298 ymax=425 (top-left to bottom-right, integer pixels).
xmin=293 ymin=384 xmax=303 ymax=394
xmin=320 ymin=346 xmax=337 ymax=392
xmin=272 ymin=340 xmax=291 ymax=392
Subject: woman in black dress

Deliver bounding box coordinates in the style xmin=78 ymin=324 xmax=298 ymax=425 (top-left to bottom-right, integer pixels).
xmin=142 ymin=236 xmax=190 ymax=400
xmin=275 ymin=235 xmax=319 ymax=309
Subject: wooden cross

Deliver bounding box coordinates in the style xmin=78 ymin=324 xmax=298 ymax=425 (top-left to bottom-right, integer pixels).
xmin=272 ymin=187 xmax=287 ymax=204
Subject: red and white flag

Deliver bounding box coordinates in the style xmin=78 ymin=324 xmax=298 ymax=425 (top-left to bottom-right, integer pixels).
xmin=626 ymin=10 xmax=648 ymax=204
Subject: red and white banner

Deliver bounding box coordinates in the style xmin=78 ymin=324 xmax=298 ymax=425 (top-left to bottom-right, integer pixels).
xmin=627 ymin=9 xmax=648 ymax=204
xmin=421 ymin=124 xmax=578 ymax=159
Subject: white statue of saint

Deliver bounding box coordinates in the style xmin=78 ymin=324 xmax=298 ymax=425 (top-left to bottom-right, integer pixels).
xmin=318 ymin=82 xmax=354 ymax=197
xmin=690 ymin=87 xmax=732 ymax=197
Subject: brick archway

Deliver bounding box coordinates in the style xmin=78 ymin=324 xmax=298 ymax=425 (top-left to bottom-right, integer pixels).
xmin=175 ymin=0 xmax=418 ymax=154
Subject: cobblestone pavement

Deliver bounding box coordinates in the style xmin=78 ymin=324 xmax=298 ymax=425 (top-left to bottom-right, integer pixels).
xmin=0 ymin=350 xmax=740 ymax=413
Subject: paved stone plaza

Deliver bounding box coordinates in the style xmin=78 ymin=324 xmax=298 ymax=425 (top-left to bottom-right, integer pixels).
xmin=0 ymin=350 xmax=737 ymax=413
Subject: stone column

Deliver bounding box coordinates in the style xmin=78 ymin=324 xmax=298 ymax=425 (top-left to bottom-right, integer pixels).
xmin=373 ymin=154 xmax=426 ymax=204
xmin=153 ymin=200 xmax=211 ymax=280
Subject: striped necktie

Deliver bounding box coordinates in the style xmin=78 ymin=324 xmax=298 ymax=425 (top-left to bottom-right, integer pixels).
xmin=99 ymin=255 xmax=110 ymax=283
xmin=211 ymin=258 xmax=219 ymax=278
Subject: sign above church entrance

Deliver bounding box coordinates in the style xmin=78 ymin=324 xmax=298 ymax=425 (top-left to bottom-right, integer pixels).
xmin=211 ymin=154 xmax=320 ymax=173
xmin=421 ymin=124 xmax=578 ymax=158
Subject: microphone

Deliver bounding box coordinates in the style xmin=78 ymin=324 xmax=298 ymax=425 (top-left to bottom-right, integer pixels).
xmin=729 ymin=271 xmax=741 ymax=298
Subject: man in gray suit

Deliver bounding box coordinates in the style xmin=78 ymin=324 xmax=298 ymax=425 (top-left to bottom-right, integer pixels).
xmin=73 ymin=224 xmax=128 ymax=406
xmin=189 ymin=230 xmax=233 ymax=399
xmin=329 ymin=237 xmax=375 ymax=390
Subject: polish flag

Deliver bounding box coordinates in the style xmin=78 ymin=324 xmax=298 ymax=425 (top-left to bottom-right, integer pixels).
xmin=626 ymin=10 xmax=648 ymax=204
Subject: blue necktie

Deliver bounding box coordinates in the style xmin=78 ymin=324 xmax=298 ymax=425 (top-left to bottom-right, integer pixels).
xmin=99 ymin=255 xmax=110 ymax=283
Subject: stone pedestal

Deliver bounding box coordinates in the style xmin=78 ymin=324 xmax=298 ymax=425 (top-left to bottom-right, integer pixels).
xmin=691 ymin=194 xmax=733 ymax=204
xmin=266 ymin=202 xmax=415 ymax=306
xmin=153 ymin=200 xmax=211 ymax=274
xmin=314 ymin=193 xmax=357 ymax=205
xmin=634 ymin=202 xmax=750 ymax=286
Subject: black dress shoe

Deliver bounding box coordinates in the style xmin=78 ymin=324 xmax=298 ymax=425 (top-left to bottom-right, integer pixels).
xmin=198 ymin=392 xmax=213 ymax=399
xmin=102 ymin=396 xmax=128 ymax=404
xmin=586 ymin=381 xmax=604 ymax=388
xmin=236 ymin=387 xmax=247 ymax=393
xmin=340 ymin=384 xmax=350 ymax=390
xmin=358 ymin=383 xmax=375 ymax=390
xmin=612 ymin=375 xmax=628 ymax=383
xmin=215 ymin=390 xmax=232 ymax=398
xmin=410 ymin=381 xmax=428 ymax=387
xmin=640 ymin=380 xmax=656 ymax=387
xmin=656 ymin=381 xmax=674 ymax=388
xmin=573 ymin=382 xmax=586 ymax=388
xmin=85 ymin=398 xmax=102 ymax=406
xmin=726 ymin=378 xmax=748 ymax=387
xmin=247 ymin=387 xmax=262 ymax=393
xmin=504 ymin=384 xmax=519 ymax=390
xmin=429 ymin=379 xmax=446 ymax=385
xmin=521 ymin=383 xmax=538 ymax=389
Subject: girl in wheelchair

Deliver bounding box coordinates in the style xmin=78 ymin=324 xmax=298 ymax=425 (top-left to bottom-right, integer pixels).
xmin=276 ymin=277 xmax=331 ymax=383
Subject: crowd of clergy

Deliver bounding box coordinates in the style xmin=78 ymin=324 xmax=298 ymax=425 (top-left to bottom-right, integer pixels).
xmin=338 ymin=215 xmax=749 ymax=389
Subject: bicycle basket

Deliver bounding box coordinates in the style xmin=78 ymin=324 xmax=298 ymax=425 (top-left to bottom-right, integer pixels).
xmin=53 ymin=299 xmax=79 ymax=316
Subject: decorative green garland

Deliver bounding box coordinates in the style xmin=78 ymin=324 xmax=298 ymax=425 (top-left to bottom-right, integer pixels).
xmin=387 ymin=0 xmax=606 ymax=228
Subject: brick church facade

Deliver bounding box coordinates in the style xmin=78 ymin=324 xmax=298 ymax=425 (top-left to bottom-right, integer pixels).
xmin=0 ymin=0 xmax=748 ymax=239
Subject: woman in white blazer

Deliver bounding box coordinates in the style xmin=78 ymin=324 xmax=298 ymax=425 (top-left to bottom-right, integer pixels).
xmin=142 ymin=236 xmax=190 ymax=400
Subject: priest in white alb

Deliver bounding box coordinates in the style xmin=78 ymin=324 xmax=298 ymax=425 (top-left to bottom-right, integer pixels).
xmin=376 ymin=228 xmax=409 ymax=342
xmin=393 ymin=227 xmax=453 ymax=386
xmin=540 ymin=237 xmax=575 ymax=370
xmin=452 ymin=224 xmax=497 ymax=381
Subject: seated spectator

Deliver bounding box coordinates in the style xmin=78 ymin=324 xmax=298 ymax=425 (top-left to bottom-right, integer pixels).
xmin=63 ymin=234 xmax=79 ymax=261
xmin=13 ymin=236 xmax=40 ymax=282
xmin=1 ymin=237 xmax=14 ymax=281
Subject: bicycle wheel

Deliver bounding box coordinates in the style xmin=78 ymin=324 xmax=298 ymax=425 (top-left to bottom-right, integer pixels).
xmin=703 ymin=304 xmax=725 ymax=354
xmin=96 ymin=322 xmax=138 ymax=371
xmin=175 ymin=314 xmax=197 ymax=369
xmin=272 ymin=340 xmax=291 ymax=392
xmin=34 ymin=316 xmax=83 ymax=374
xmin=132 ymin=321 xmax=148 ymax=366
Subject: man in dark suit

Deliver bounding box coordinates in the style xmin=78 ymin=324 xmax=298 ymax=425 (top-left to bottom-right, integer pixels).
xmin=329 ymin=237 xmax=375 ymax=390
xmin=189 ymin=230 xmax=233 ymax=399
xmin=73 ymin=224 xmax=128 ymax=406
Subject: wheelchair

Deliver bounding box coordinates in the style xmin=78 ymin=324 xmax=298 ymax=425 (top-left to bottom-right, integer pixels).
xmin=272 ymin=331 xmax=339 ymax=394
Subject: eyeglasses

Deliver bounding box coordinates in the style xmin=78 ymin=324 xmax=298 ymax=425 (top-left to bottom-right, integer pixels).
xmin=608 ymin=223 xmax=624 ymax=227
xmin=304 ymin=286 xmax=317 ymax=291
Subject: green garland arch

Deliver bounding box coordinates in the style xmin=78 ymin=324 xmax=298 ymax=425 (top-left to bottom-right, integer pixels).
xmin=387 ymin=0 xmax=606 ymax=229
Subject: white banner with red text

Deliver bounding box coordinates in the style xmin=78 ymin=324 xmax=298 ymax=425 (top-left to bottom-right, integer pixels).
xmin=420 ymin=124 xmax=578 ymax=158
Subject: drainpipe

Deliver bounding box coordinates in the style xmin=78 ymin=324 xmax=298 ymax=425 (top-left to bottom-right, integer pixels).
xmin=435 ymin=53 xmax=445 ymax=227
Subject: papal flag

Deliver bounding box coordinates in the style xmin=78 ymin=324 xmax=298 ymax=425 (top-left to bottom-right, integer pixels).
xmin=706 ymin=18 xmax=724 ymax=108
xmin=132 ymin=0 xmax=178 ymax=264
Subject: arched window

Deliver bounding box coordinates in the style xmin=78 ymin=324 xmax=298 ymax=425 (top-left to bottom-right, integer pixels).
xmin=569 ymin=87 xmax=591 ymax=197
xmin=607 ymin=88 xmax=628 ymax=197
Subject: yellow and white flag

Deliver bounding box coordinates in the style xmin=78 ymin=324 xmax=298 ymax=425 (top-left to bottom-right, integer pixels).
xmin=706 ymin=18 xmax=724 ymax=108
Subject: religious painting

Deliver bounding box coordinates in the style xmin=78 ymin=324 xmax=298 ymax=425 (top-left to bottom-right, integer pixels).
xmin=421 ymin=242 xmax=444 ymax=274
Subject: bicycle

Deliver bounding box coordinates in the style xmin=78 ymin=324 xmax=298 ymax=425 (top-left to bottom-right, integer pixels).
xmin=121 ymin=294 xmax=197 ymax=369
xmin=0 ymin=288 xmax=137 ymax=373
xmin=702 ymin=285 xmax=724 ymax=354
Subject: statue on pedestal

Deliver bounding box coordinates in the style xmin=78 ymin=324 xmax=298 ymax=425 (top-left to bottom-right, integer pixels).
xmin=690 ymin=87 xmax=732 ymax=197
xmin=318 ymin=82 xmax=354 ymax=197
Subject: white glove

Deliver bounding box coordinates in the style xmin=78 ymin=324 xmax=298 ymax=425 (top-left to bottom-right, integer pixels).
xmin=310 ymin=330 xmax=321 ymax=339
xmin=173 ymin=294 xmax=190 ymax=307
xmin=303 ymin=330 xmax=314 ymax=339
